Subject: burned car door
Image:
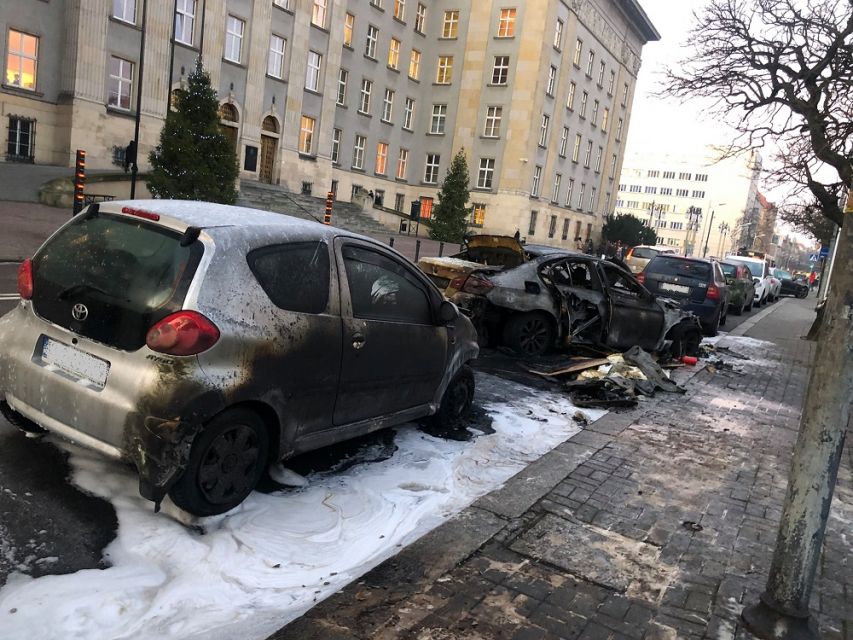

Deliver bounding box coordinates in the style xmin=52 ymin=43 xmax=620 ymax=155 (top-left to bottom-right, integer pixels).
xmin=334 ymin=240 xmax=447 ymax=425
xmin=598 ymin=262 xmax=664 ymax=351
xmin=540 ymin=258 xmax=608 ymax=345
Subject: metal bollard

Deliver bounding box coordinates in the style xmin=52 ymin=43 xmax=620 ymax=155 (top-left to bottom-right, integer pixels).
xmin=439 ymin=242 xmax=444 ymax=257
xmin=415 ymin=240 xmax=421 ymax=261
xmin=389 ymin=237 xmax=395 ymax=247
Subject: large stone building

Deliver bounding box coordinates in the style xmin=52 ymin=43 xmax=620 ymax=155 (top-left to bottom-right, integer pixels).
xmin=1 ymin=0 xmax=657 ymax=247
xmin=615 ymin=148 xmax=763 ymax=258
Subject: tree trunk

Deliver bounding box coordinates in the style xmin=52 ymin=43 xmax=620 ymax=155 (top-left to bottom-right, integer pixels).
xmin=743 ymin=199 xmax=853 ymax=639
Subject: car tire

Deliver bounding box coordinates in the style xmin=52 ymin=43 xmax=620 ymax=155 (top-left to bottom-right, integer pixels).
xmin=503 ymin=312 xmax=555 ymax=357
xmin=719 ymin=306 xmax=727 ymax=327
xmin=746 ymin=298 xmax=754 ymax=312
xmin=732 ymin=299 xmax=744 ymax=316
xmin=430 ymin=364 xmax=475 ymax=430
xmin=703 ymin=309 xmax=721 ymax=337
xmin=169 ymin=408 xmax=270 ymax=517
xmin=669 ymin=324 xmax=702 ymax=359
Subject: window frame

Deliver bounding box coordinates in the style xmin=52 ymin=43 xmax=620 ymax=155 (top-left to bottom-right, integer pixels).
xmin=311 ymin=0 xmax=328 ymax=29
xmin=305 ymin=50 xmax=322 ymax=92
xmin=424 ymin=153 xmax=440 ymax=184
xmin=267 ymin=34 xmax=286 ymax=79
xmin=174 ymin=0 xmax=196 ymax=46
xmin=6 ymin=29 xmax=39 ymax=91
xmin=497 ymin=8 xmax=516 ymax=37
xmin=483 ymin=105 xmax=502 ymax=138
xmin=352 ymin=134 xmax=366 ymax=169
xmin=436 ymin=55 xmax=453 ymax=84
xmin=359 ymin=77 xmax=372 ymax=114
xmin=442 ymin=10 xmax=459 ymax=38
xmin=224 ymin=15 xmax=245 ymax=64
xmin=112 ymin=0 xmax=137 ymax=24
xmin=477 ymin=157 xmax=495 ymax=190
xmin=365 ymin=24 xmax=379 ymax=59
xmin=298 ymin=115 xmax=316 ymax=155
xmin=430 ymin=103 xmax=447 ymax=134
xmin=107 ymin=55 xmax=134 ymax=110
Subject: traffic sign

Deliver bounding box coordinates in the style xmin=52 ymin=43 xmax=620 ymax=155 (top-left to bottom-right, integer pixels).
xmin=819 ymin=245 xmax=830 ymax=258
xmin=808 ymin=253 xmax=818 ymax=262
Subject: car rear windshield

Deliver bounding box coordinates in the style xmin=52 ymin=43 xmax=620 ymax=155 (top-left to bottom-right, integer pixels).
xmin=735 ymin=260 xmax=764 ymax=278
xmin=649 ymin=257 xmax=711 ymax=279
xmin=721 ymin=263 xmax=738 ymax=277
xmin=630 ymin=247 xmax=658 ymax=260
xmin=31 ymin=212 xmax=203 ymax=351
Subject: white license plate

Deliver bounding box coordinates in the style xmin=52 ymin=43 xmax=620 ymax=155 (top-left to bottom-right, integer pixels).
xmin=41 ymin=338 xmax=110 ymax=389
xmin=660 ymin=282 xmax=690 ymax=294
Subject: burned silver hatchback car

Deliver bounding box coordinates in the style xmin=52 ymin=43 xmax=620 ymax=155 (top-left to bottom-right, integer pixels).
xmin=0 ymin=201 xmax=478 ymax=516
xmin=435 ymin=250 xmax=701 ymax=358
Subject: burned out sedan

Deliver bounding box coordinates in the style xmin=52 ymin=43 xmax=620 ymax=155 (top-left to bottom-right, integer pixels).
xmin=0 ymin=201 xmax=478 ymax=516
xmin=445 ymin=252 xmax=702 ymax=358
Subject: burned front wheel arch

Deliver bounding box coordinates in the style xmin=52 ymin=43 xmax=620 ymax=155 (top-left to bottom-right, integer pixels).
xmin=666 ymin=321 xmax=702 ymax=359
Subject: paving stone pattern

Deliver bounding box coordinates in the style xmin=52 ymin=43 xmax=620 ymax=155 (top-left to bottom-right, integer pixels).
xmin=272 ymin=299 xmax=851 ymax=640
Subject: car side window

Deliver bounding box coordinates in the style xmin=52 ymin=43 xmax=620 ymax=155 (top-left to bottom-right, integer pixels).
xmin=601 ymin=264 xmax=643 ymax=297
xmin=548 ymin=259 xmax=597 ymax=290
xmin=248 ymin=241 xmax=330 ymax=314
xmin=343 ymin=245 xmax=433 ymax=325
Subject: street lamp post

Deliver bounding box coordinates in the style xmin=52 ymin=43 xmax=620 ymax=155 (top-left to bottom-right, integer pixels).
xmin=130 ymin=0 xmax=148 ymax=199
xmin=702 ymin=202 xmax=726 ymax=258
xmin=717 ymin=222 xmax=730 ymax=256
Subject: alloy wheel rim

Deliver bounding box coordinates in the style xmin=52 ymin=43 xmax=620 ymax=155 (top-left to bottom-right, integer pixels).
xmin=198 ymin=425 xmax=260 ymax=505
xmin=520 ymin=319 xmax=548 ymax=354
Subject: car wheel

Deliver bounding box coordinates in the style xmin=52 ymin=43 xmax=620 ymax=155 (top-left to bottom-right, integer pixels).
xmin=669 ymin=324 xmax=702 ymax=359
xmin=703 ymin=309 xmax=721 ymax=337
xmin=746 ymin=298 xmax=754 ymax=312
xmin=720 ymin=306 xmax=727 ymax=327
xmin=733 ymin=299 xmax=744 ymax=316
xmin=169 ymin=408 xmax=270 ymax=517
xmin=503 ymin=312 xmax=555 ymax=357
xmin=430 ymin=364 xmax=475 ymax=430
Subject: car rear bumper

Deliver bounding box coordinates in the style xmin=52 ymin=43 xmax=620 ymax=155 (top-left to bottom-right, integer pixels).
xmin=679 ymin=300 xmax=722 ymax=326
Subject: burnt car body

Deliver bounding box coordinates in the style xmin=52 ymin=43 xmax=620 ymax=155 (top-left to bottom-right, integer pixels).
xmin=0 ymin=200 xmax=478 ymax=516
xmin=721 ymin=261 xmax=756 ymax=314
xmin=444 ymin=251 xmax=702 ymax=358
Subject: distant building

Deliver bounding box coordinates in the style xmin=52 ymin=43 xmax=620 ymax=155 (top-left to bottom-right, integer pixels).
xmin=615 ymin=147 xmax=762 ymax=258
xmin=1 ymin=0 xmax=658 ymax=248
xmin=743 ymin=191 xmax=777 ymax=256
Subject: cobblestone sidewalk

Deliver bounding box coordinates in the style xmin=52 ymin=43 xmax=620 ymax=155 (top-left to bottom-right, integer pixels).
xmin=272 ymin=297 xmax=851 ymax=640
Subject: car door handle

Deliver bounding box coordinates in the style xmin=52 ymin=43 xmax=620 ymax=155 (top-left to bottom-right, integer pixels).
xmin=352 ymin=333 xmax=366 ymax=350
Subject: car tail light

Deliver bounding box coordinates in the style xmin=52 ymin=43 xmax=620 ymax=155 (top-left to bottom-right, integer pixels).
xmin=121 ymin=206 xmax=161 ymax=222
xmin=635 ymin=272 xmax=645 ymax=285
xmin=460 ymin=275 xmax=494 ymax=295
xmin=17 ymin=259 xmax=33 ymax=300
xmin=146 ymin=311 xmax=220 ymax=356
xmin=706 ymin=284 xmax=721 ymax=300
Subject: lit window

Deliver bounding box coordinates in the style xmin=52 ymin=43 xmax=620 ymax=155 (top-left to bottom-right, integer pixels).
xmin=108 ymin=56 xmax=134 ymax=110
xmin=365 ymin=25 xmax=379 ymax=58
xmin=396 ymin=148 xmax=408 ymax=179
xmin=492 ymin=56 xmax=509 ymax=85
xmin=174 ymin=0 xmax=196 ymax=46
xmin=394 ymin=0 xmax=405 ymax=20
xmin=359 ymin=78 xmax=372 ymax=113
xmin=336 ymin=69 xmax=348 ymax=105
xmin=430 ymin=104 xmax=447 ymax=134
xmin=388 ymin=38 xmax=401 ymax=69
xmin=483 ymin=106 xmax=502 ymax=137
xmin=477 ymin=158 xmax=495 ymax=189
xmin=113 ymin=0 xmax=136 ymax=24
xmin=305 ymin=51 xmax=322 ymax=91
xmin=415 ymin=3 xmax=426 ymax=33
xmin=5 ymin=30 xmax=38 ymax=90
xmin=268 ymin=34 xmax=286 ymax=79
xmin=553 ymin=19 xmax=563 ymax=49
xmin=409 ymin=49 xmax=421 ymax=79
xmin=497 ymin=8 xmax=516 ymax=37
xmin=382 ymin=89 xmax=394 ymax=121
xmin=375 ymin=142 xmax=388 ymax=174
xmin=472 ymin=203 xmax=486 ymax=225
xmin=331 ymin=128 xmax=341 ymax=163
xmin=343 ymin=13 xmax=354 ymax=47
xmin=225 ymin=15 xmax=244 ymax=63
xmin=353 ymin=135 xmax=365 ymax=169
xmin=424 ymin=154 xmax=440 ymax=183
xmin=312 ymin=0 xmax=327 ymax=28
xmin=299 ymin=116 xmax=315 ymax=154
xmin=601 ymin=107 xmax=609 ymax=132
xmin=442 ymin=10 xmax=459 ymax=38
xmin=436 ymin=56 xmax=453 ymax=84
xmin=403 ymin=97 xmax=415 ymax=129
xmin=531 ymin=165 xmax=542 ymax=196
xmin=538 ymin=114 xmax=549 ymax=146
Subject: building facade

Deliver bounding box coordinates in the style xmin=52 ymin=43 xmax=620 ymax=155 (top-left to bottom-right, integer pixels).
xmin=1 ymin=0 xmax=657 ymax=247
xmin=614 ymin=148 xmax=763 ymax=259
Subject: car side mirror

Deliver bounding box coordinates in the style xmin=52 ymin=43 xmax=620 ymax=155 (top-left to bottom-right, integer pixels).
xmin=439 ymin=300 xmax=460 ymax=324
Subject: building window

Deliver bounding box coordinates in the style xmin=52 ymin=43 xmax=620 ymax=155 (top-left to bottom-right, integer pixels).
xmin=299 ymin=116 xmax=315 ymax=154
xmin=483 ymin=106 xmax=502 ymax=137
xmin=554 ymin=19 xmax=563 ymax=49
xmin=415 ymin=3 xmax=426 ymax=33
xmin=312 ymin=0 xmax=327 ymax=28
xmin=477 ymin=158 xmax=495 ymax=189
xmin=538 ymin=114 xmax=549 ymax=147
xmin=608 ymin=69 xmax=616 ymax=95
xmin=531 ymin=165 xmax=542 ymax=196
xmin=331 ymin=128 xmax=341 ymax=163
xmin=528 ymin=210 xmax=538 ymax=235
xmin=359 ymin=78 xmax=372 ymax=113
xmin=696 ymin=173 xmax=709 ymax=182
xmin=273 ymin=0 xmax=292 ymax=9
xmin=113 ymin=0 xmax=136 ymax=24
xmin=305 ymin=51 xmax=322 ymax=91
xmin=353 ymin=135 xmax=365 ymax=169
xmin=610 ymin=153 xmax=617 ymax=179
xmin=572 ymin=134 xmax=581 ymax=162
xmin=616 ymin=117 xmax=624 ymax=141
xmin=382 ymin=89 xmax=394 ymax=122
xmin=662 ymin=170 xmax=675 ymax=179
xmin=365 ymin=25 xmax=379 ymax=58
xmin=497 ymin=8 xmax=516 ymax=37
xmin=396 ymin=148 xmax=408 ymax=179
xmin=676 ymin=188 xmax=689 ymax=197
xmin=424 ymin=153 xmax=440 ymax=183
xmin=573 ymin=39 xmax=582 ymax=66
xmin=584 ymin=140 xmax=592 ymax=167
xmin=552 ymin=173 xmax=562 ymax=203
xmin=591 ymin=100 xmax=599 ymax=126
xmin=645 ymin=186 xmax=657 ymax=195
xmin=622 ymin=82 xmax=629 ymax=105
xmin=442 ymin=10 xmax=459 ymax=38
xmin=597 ymin=60 xmax=606 ymax=86
xmin=394 ymin=0 xmax=405 ymax=20
xmin=375 ymin=142 xmax=388 ymax=174
xmin=679 ymin=172 xmax=692 ymax=180
xmin=595 ymin=146 xmax=603 ymax=173
xmin=225 ymin=15 xmax=244 ymax=63
xmin=601 ymin=107 xmax=609 ymax=132
xmin=589 ymin=187 xmax=597 ymax=212
xmin=491 ymin=56 xmax=509 ymax=85
xmin=388 ymin=38 xmax=401 ymax=69
xmin=5 ymin=30 xmax=38 ymax=90
xmin=565 ymin=178 xmax=574 ymax=207
xmin=409 ymin=49 xmax=421 ymax=79
xmin=585 ymin=50 xmax=595 ymax=77
xmin=419 ymin=196 xmax=434 ymax=219
xmin=579 ymin=91 xmax=588 ymax=118
xmin=268 ymin=34 xmax=286 ymax=78
xmin=175 ymin=0 xmax=196 ymax=46
xmin=403 ymin=97 xmax=415 ymax=129
xmin=561 ymin=219 xmax=570 ymax=240
xmin=7 ymin=116 xmax=34 ymax=161
xmin=472 ymin=203 xmax=486 ymax=225
xmin=344 ymin=13 xmax=355 ymax=46
xmin=559 ymin=126 xmax=569 ymax=156
xmin=692 ymin=190 xmax=706 ymax=198
xmin=370 ymin=0 xmax=383 ymax=8
xmin=430 ymin=104 xmax=447 ymax=134
xmin=336 ymin=69 xmax=348 ymax=105
xmin=566 ymin=81 xmax=576 ymax=110
xmin=108 ymin=56 xmax=134 ymax=110
xmin=577 ymin=182 xmax=585 ymax=210
xmin=574 ymin=220 xmax=583 ymax=240
xmin=436 ymin=56 xmax=453 ymax=84
xmin=546 ymin=65 xmax=557 ymax=96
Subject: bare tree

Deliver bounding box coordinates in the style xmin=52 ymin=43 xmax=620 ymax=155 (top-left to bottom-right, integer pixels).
xmin=664 ymin=1 xmax=852 ymax=638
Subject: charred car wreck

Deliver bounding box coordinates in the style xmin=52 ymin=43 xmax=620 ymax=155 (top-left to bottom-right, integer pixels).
xmin=420 ymin=236 xmax=702 ymax=358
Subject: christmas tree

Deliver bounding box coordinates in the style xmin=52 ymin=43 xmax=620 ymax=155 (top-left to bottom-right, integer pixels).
xmin=429 ymin=149 xmax=471 ymax=243
xmin=147 ymin=60 xmax=239 ymax=204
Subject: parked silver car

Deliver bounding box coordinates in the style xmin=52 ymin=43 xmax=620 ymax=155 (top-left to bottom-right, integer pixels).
xmin=0 ymin=201 xmax=478 ymax=516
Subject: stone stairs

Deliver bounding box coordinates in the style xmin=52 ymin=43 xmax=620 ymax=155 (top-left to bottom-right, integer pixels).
xmin=237 ymin=180 xmax=400 ymax=236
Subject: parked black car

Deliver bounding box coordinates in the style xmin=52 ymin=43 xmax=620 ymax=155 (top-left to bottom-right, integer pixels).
xmin=638 ymin=255 xmax=730 ymax=336
xmin=773 ymin=268 xmax=809 ymax=298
